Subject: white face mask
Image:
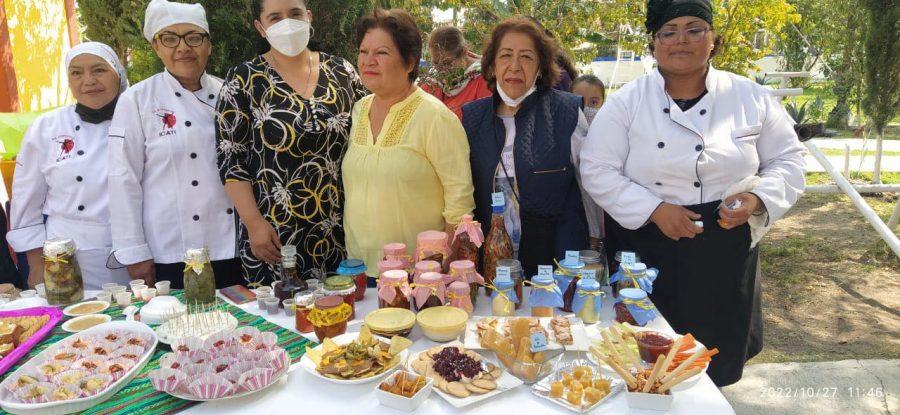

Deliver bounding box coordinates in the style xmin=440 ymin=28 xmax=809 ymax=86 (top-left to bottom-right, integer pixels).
xmin=496 ymin=78 xmax=538 ymax=107
xmin=265 ymin=18 xmax=310 ymax=57
xmin=584 ymin=106 xmax=600 ymax=123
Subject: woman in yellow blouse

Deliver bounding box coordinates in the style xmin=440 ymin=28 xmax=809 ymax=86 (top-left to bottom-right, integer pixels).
xmin=344 ymin=8 xmax=475 ymax=277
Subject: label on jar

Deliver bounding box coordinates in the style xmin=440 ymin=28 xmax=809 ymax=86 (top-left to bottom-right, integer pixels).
xmin=564 ymin=251 xmax=580 ymax=264
xmin=582 ymin=269 xmax=597 ymax=280
xmin=621 ymin=252 xmax=636 ymax=266
xmin=537 ymin=265 xmax=553 ymax=279
xmin=491 ymin=192 xmax=505 ymax=207
xmin=496 ymin=266 xmax=511 ymax=283
xmin=530 ymin=332 xmax=549 ymax=352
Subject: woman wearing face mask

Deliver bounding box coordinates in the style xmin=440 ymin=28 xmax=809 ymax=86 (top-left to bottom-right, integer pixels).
xmin=8 ymin=42 xmax=131 ymax=290
xmin=420 ymin=26 xmax=492 ymax=119
xmin=580 ymin=0 xmax=805 ymax=386
xmin=571 ymin=74 xmax=606 ymax=125
xmin=217 ymin=0 xmax=367 ymax=285
xmin=108 ymin=0 xmax=241 ymax=289
xmin=461 ymin=17 xmax=601 ymax=276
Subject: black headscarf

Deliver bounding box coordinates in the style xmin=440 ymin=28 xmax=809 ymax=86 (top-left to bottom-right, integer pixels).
xmin=646 ymin=0 xmax=714 ymax=34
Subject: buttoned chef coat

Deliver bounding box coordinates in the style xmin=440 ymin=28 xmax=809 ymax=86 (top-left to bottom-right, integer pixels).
xmin=107 ymin=71 xmax=237 ymax=266
xmin=7 ymin=106 xmax=131 ymax=289
xmin=579 ymin=67 xmax=806 ymax=230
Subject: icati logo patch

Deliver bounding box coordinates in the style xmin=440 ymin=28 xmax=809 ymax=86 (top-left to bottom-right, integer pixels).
xmin=55 ymin=135 xmax=75 ymax=162
xmin=155 ymin=109 xmax=177 ymax=137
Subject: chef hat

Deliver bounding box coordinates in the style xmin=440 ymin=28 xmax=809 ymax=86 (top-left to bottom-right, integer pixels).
xmin=65 ymin=41 xmax=129 ymax=94
xmin=142 ymin=0 xmax=210 ymax=42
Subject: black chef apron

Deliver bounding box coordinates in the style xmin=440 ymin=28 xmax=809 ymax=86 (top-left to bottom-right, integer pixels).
xmin=605 ymin=200 xmax=762 ymax=387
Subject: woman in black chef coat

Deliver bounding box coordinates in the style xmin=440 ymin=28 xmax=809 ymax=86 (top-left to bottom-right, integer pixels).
xmin=579 ymin=0 xmax=806 ymax=386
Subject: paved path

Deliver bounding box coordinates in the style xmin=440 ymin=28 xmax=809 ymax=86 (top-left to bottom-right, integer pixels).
xmin=721 ymin=359 xmax=898 ymax=415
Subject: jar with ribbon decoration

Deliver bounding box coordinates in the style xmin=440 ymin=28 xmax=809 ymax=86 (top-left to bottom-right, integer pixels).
xmin=323 ymin=275 xmax=357 ymax=319
xmin=183 ymin=247 xmax=216 ymax=304
xmin=554 ymin=255 xmax=585 ymax=312
xmin=490 ymin=278 xmax=518 ymax=316
xmin=378 ymin=259 xmax=405 ymax=286
xmin=580 ymin=249 xmax=608 ymax=286
xmin=496 ymin=259 xmax=524 ymax=310
xmin=447 ymin=281 xmax=473 ymax=315
xmin=337 ymin=258 xmax=368 ymax=300
xmin=610 ymin=262 xmax=658 ymax=299
xmin=43 ymin=238 xmax=84 ymax=305
xmin=412 ymin=272 xmax=446 ymax=312
xmin=611 ymin=251 xmax=641 ymax=279
xmin=377 ymin=269 xmax=412 ymax=310
xmin=308 ymin=295 xmax=352 ymax=340
xmin=572 ymin=278 xmax=605 ymax=324
xmin=414 ymin=230 xmax=451 ymax=272
xmin=447 ymin=260 xmax=485 ymax=306
xmin=383 ymin=242 xmax=411 ymax=273
xmin=412 ymin=260 xmax=441 ymax=285
xmin=615 ymin=288 xmax=659 ymax=326
xmin=449 ymin=214 xmax=484 ymax=268
xmin=294 ymin=290 xmax=317 ymax=333
xmin=528 ymin=273 xmax=564 ymax=317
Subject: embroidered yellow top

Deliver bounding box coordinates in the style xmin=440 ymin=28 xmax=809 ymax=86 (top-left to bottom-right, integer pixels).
xmin=343 ymin=87 xmax=475 ymax=276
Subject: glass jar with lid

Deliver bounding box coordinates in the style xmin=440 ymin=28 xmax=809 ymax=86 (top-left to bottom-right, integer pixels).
xmin=412 ymin=260 xmax=441 ymax=284
xmin=611 ymin=262 xmax=658 ymax=299
xmin=383 ymin=242 xmax=411 ymax=271
xmin=496 ymin=259 xmax=523 ymax=310
xmin=415 ymin=230 xmax=451 ymax=272
xmin=43 ymin=238 xmax=84 ymax=305
xmin=377 ymin=269 xmax=411 ymax=310
xmin=447 ymin=281 xmax=473 ymax=315
xmin=580 ymin=249 xmax=609 ymax=286
xmin=490 ymin=278 xmax=517 ymax=316
xmin=308 ymin=295 xmax=352 ymax=340
xmin=337 ymin=259 xmax=368 ymax=300
xmin=555 ymin=256 xmax=584 ymax=312
xmin=183 ymin=247 xmax=216 ymax=304
xmin=323 ymin=275 xmax=357 ymax=319
xmin=573 ymin=278 xmax=605 ymax=324
xmin=614 ymin=288 xmax=659 ymax=326
xmin=412 ymin=272 xmax=445 ymax=312
xmin=294 ymin=290 xmax=317 ymax=333
xmin=448 ymin=260 xmax=484 ymax=306
xmin=528 ymin=273 xmax=564 ymax=317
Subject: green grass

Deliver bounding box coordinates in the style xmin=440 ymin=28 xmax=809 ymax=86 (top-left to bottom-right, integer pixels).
xmin=805 ymin=171 xmax=900 ymax=185
xmin=819 ymin=148 xmax=900 ymax=157
xmin=791 ymin=82 xmax=900 ymax=138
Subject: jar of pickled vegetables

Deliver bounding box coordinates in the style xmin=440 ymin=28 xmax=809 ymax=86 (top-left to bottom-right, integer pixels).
xmin=377 ymin=269 xmax=411 ymax=310
xmin=412 ymin=272 xmax=445 ymax=312
xmin=309 ymin=295 xmax=352 ymax=340
xmin=415 ymin=230 xmax=450 ymax=272
xmin=337 ymin=259 xmax=368 ymax=300
xmin=323 ymin=275 xmax=357 ymax=319
xmin=183 ymin=247 xmax=216 ymax=304
xmin=43 ymin=238 xmax=84 ymax=305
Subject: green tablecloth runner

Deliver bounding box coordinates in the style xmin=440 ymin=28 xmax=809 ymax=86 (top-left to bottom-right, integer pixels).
xmin=1 ymin=290 xmax=316 ymax=415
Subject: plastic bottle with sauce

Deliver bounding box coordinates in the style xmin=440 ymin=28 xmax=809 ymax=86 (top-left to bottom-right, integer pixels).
xmin=412 ymin=260 xmax=441 ymax=284
xmin=377 ymin=269 xmax=412 ymax=310
xmin=294 ymin=290 xmax=316 ymax=333
xmin=383 ymin=243 xmax=411 ymax=272
xmin=496 ymin=259 xmax=523 ymax=310
xmin=337 ymin=259 xmax=368 ymax=300
xmin=42 ymin=238 xmax=84 ymax=306
xmin=528 ymin=271 xmax=564 ymax=317
xmin=580 ymin=248 xmax=608 ymax=287
xmin=572 ymin=273 xmax=604 ymax=324
xmin=412 ymin=272 xmax=446 ymax=312
xmin=415 ymin=230 xmax=451 ymax=272
xmin=308 ymin=295 xmax=352 ymax=340
xmin=447 ymin=281 xmax=474 ymax=315
xmin=448 ymin=260 xmax=485 ymax=306
xmin=323 ymin=275 xmax=357 ymax=319
xmin=275 ymin=245 xmax=306 ymax=306
xmin=556 ymin=252 xmax=585 ymax=312
xmin=449 ymin=214 xmax=484 ymax=268
xmin=483 ymin=203 xmax=513 ymax=296
xmin=183 ymin=247 xmax=216 ymax=305
xmin=490 ymin=268 xmax=517 ymax=316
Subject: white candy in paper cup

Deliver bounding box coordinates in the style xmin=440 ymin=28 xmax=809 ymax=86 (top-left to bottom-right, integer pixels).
xmin=87 ymin=340 xmax=118 ymax=359
xmin=204 ymin=332 xmax=233 ymax=350
xmin=246 ymin=349 xmax=270 ymax=363
xmin=112 ymin=345 xmax=146 ymax=361
xmin=80 ymin=374 xmax=113 ymax=397
xmin=249 ymin=331 xmax=278 ymax=352
xmin=100 ymin=329 xmax=130 ymax=344
xmin=49 ymin=384 xmax=81 ymax=402
xmin=53 ymin=369 xmax=91 ymax=387
xmin=221 ymin=361 xmax=256 ymax=383
xmin=123 ymin=333 xmax=153 ymax=349
xmin=100 ymin=358 xmax=135 ymax=381
xmin=149 ymin=368 xmax=187 ymax=393
xmin=172 ymin=336 xmax=204 ymax=356
xmin=15 ymin=382 xmax=54 ymax=404
xmin=49 ymin=347 xmax=83 ymax=363
xmin=189 ymin=374 xmax=234 ymax=399
xmin=232 ymin=327 xmax=261 ymax=345
xmin=269 ymin=348 xmax=289 ymax=371
xmin=4 ymin=370 xmax=42 ymax=393
xmin=238 ymin=367 xmax=275 ymax=391
xmin=72 ymin=357 xmax=103 ymax=373
xmin=209 ymin=356 xmax=237 ymax=375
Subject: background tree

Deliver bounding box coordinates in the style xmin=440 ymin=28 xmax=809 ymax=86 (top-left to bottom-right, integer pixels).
xmin=860 ymin=0 xmax=899 ymax=184
xmin=709 ymin=0 xmax=799 ymax=76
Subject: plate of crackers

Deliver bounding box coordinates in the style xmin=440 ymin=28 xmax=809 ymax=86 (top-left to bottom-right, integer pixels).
xmin=466 ymin=316 xmax=590 ymax=352
xmin=300 ymin=326 xmax=412 ymax=385
xmin=407 ymin=343 xmax=523 ymax=408
xmin=0 ymin=307 xmax=63 ymax=376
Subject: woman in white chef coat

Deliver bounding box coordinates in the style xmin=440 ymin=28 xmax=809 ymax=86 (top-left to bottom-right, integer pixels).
xmin=7 ymin=42 xmax=131 ymax=290
xmin=107 ymin=0 xmax=240 ymax=289
xmin=580 ymin=0 xmax=805 ymax=386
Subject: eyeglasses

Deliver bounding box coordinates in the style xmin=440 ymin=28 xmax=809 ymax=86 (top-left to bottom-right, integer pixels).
xmin=155 ymin=32 xmax=209 ymax=48
xmin=655 ymin=27 xmax=710 ymax=46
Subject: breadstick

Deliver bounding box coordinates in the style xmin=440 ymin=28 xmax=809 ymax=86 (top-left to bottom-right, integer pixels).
xmin=642 ymin=355 xmax=665 ymax=393
xmin=610 ymin=328 xmax=642 ymax=370
xmin=601 ymin=356 xmax=637 ymax=389
xmin=660 ymin=336 xmax=685 ymax=373
xmin=600 ymin=333 xmax=625 ymax=365
xmin=660 ymin=347 xmax=707 ymax=384
xmin=657 ymin=366 xmax=704 ymax=393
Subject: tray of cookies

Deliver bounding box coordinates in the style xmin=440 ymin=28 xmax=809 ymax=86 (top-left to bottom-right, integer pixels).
xmin=0 ymin=307 xmax=63 ymax=376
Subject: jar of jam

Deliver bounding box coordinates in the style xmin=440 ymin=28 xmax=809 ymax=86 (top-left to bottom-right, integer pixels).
xmin=337 ymin=259 xmax=368 ymax=300
xmin=378 ymin=259 xmax=405 ymax=277
xmin=323 ymin=275 xmax=357 ymax=320
xmin=415 ymin=230 xmax=450 ymax=272
xmin=294 ymin=290 xmax=317 ymax=333
xmin=447 ymin=281 xmax=473 ymax=315
xmin=555 ymin=256 xmax=584 ymax=313
xmin=42 ymin=238 xmax=84 ymax=306
xmin=615 ymin=288 xmax=659 ymax=327
xmin=448 ymin=260 xmax=484 ymax=306
xmin=496 ymin=259 xmax=523 ymax=310
xmin=528 ymin=273 xmax=563 ymax=317
xmin=612 ymin=251 xmax=641 ymax=277
xmin=412 ymin=260 xmax=441 ymax=284
xmin=308 ymin=295 xmax=352 ymax=340
xmin=412 ymin=272 xmax=445 ymax=312
xmin=580 ymin=249 xmax=608 ymax=287
xmin=612 ymin=262 xmax=658 ymax=299
xmin=377 ymin=269 xmax=411 ymax=310
xmin=383 ymin=242 xmax=411 ymax=272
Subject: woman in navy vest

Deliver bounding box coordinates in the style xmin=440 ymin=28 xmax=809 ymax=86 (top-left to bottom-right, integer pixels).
xmin=461 ymin=17 xmax=601 ymax=276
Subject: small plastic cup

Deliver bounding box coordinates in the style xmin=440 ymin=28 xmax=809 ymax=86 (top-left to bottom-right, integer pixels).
xmin=282 ymin=299 xmax=295 ymax=316
xmin=305 ymin=279 xmax=321 ymax=293
xmin=141 ymin=288 xmax=157 ymax=301
xmin=96 ymin=291 xmax=112 ymax=303
xmin=129 ymin=279 xmax=145 ymax=288
xmin=155 ymin=281 xmax=171 ymax=296
xmin=19 ymin=290 xmax=37 ymax=298
xmin=264 ymin=297 xmax=280 ymax=315
xmin=132 ymin=284 xmax=148 ymax=299
xmin=257 ymin=293 xmax=271 ymax=310
xmin=35 ymin=283 xmax=45 ymax=298
xmin=102 ymin=283 xmax=120 ymax=293
xmin=115 ymin=291 xmax=132 ymax=306
xmin=256 ymin=286 xmax=273 ymax=296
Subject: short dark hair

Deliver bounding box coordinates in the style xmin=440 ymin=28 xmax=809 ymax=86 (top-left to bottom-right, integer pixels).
xmin=428 ymin=26 xmax=467 ymax=61
xmin=355 ymin=8 xmax=422 ymax=83
xmin=573 ymin=74 xmax=606 ymax=99
xmin=481 ymin=17 xmax=560 ymax=92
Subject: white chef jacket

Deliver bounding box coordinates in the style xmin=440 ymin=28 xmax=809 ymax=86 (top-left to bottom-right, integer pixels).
xmin=580 ymin=67 xmax=806 ymax=230
xmin=7 ymin=106 xmax=130 ymax=289
xmin=107 ymin=70 xmax=237 ymax=265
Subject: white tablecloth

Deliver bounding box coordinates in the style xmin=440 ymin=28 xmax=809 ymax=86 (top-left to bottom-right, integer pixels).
xmin=175 ymin=286 xmax=735 ymax=415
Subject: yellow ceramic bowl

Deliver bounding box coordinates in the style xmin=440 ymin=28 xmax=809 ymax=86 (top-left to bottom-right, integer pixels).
xmin=365 ymin=308 xmax=417 ymax=337
xmin=416 ymin=306 xmax=468 ymax=342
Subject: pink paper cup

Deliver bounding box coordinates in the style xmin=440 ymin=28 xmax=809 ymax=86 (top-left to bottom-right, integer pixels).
xmin=189 ymin=374 xmax=234 ymax=399
xmin=238 ymin=367 xmax=275 ymax=392
xmin=149 ymin=368 xmax=187 ymax=393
